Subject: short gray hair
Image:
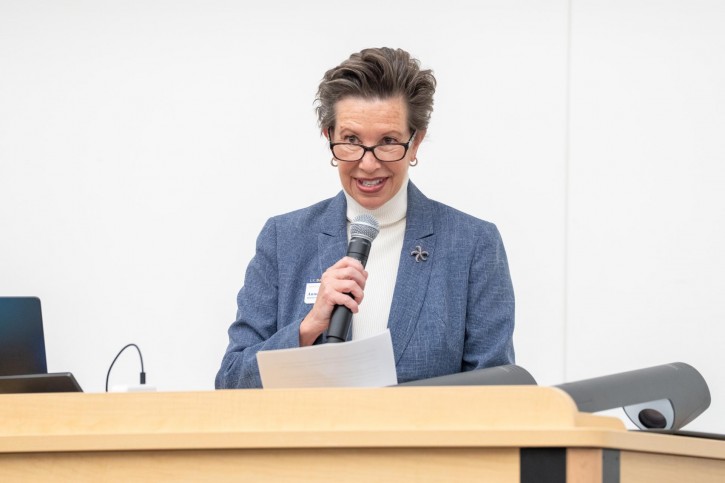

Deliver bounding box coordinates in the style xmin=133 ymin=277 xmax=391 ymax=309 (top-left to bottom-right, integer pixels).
xmin=315 ymin=47 xmax=437 ymax=133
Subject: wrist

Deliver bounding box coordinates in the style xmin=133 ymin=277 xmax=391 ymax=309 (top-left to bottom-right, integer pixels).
xmin=299 ymin=314 xmax=325 ymax=346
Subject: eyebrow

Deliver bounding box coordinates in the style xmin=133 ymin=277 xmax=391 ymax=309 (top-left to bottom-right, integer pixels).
xmin=336 ymin=127 xmax=405 ymax=140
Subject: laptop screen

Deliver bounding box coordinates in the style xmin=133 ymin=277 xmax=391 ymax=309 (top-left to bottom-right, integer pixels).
xmin=0 ymin=297 xmax=48 ymax=376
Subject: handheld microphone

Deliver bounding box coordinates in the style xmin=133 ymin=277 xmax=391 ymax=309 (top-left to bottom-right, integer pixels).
xmin=326 ymin=214 xmax=380 ymax=343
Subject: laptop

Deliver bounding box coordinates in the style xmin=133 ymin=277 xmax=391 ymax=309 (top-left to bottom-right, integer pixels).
xmin=0 ymin=296 xmax=82 ymax=393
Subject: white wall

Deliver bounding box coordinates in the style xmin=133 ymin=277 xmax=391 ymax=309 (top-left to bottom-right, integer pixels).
xmin=567 ymin=0 xmax=725 ymax=432
xmin=0 ymin=1 xmax=722 ymax=433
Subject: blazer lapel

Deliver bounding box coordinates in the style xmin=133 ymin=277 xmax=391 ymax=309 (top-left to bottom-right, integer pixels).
xmin=387 ymin=182 xmax=436 ymax=363
xmin=317 ymin=190 xmax=348 ymax=288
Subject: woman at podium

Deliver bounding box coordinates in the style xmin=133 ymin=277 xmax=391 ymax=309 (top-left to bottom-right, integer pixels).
xmin=216 ymin=48 xmax=515 ymax=388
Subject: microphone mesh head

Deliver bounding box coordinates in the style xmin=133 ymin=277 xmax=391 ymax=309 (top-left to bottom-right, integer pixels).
xmin=350 ymin=214 xmax=380 ymax=242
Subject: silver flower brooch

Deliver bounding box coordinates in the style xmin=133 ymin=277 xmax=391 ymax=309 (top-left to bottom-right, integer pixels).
xmin=410 ymin=245 xmax=429 ymax=262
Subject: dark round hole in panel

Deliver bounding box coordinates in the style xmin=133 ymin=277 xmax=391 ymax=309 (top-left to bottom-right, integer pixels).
xmin=638 ymin=408 xmax=667 ymax=429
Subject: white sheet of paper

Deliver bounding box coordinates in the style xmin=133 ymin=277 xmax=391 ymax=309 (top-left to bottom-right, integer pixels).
xmin=257 ymin=329 xmax=398 ymax=388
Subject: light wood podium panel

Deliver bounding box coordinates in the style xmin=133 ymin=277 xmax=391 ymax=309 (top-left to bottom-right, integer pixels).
xmin=0 ymin=386 xmax=723 ymax=482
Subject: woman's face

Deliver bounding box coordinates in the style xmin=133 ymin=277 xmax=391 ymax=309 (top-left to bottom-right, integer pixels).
xmin=327 ymin=96 xmax=424 ymax=211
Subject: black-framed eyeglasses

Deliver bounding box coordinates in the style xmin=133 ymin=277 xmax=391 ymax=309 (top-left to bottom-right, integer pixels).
xmin=328 ymin=129 xmax=416 ymax=163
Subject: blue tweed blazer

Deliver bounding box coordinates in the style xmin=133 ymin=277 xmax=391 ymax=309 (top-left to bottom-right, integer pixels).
xmin=215 ymin=182 xmax=515 ymax=388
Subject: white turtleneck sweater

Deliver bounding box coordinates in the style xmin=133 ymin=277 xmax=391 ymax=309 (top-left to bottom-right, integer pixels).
xmin=344 ymin=177 xmax=408 ymax=341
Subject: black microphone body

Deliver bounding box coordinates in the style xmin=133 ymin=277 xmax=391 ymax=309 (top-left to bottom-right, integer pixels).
xmin=326 ymin=214 xmax=379 ymax=343
xmin=326 ymin=237 xmax=372 ymax=343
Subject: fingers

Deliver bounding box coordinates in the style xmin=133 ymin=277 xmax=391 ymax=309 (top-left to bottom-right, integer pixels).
xmin=299 ymin=257 xmax=368 ymax=346
xmin=318 ymin=257 xmax=367 ymax=309
xmin=329 ymin=257 xmax=368 ymax=285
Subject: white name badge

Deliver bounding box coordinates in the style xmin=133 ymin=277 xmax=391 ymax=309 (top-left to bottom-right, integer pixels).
xmin=304 ymin=282 xmax=320 ymax=304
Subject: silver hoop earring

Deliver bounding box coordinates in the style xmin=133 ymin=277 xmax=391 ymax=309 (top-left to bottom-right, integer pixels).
xmin=330 ymin=158 xmax=338 ymax=167
xmin=409 ymin=157 xmax=418 ymax=167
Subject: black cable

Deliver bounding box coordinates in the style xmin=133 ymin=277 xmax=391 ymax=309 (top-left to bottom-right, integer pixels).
xmin=105 ymin=343 xmax=146 ymax=392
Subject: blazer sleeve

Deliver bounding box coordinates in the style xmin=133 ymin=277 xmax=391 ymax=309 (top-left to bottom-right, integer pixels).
xmin=463 ymin=224 xmax=515 ymax=370
xmin=215 ymin=218 xmax=303 ymax=389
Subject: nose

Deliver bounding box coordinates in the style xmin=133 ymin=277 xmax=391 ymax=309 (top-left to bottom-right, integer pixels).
xmin=358 ymin=149 xmax=380 ymax=171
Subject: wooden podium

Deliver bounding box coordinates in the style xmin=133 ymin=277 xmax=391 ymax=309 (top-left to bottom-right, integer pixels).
xmin=1 ymin=386 xmax=723 ymax=482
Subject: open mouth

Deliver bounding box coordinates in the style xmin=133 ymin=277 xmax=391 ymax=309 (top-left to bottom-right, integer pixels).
xmin=359 ymin=178 xmax=383 ymax=187
xmin=356 ymin=177 xmax=387 ymax=192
